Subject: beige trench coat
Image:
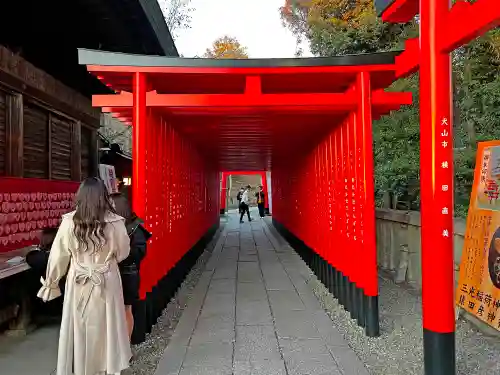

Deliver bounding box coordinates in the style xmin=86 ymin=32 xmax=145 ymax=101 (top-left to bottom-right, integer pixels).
xmin=37 ymin=211 xmax=132 ymax=375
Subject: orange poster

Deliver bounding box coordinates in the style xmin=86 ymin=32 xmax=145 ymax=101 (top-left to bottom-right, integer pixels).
xmin=456 ymin=141 xmax=500 ymax=330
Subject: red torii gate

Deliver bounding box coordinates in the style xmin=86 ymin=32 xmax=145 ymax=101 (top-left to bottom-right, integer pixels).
xmin=378 ymin=0 xmax=500 ymax=374
xmin=220 ymin=171 xmax=269 ymax=214
xmin=78 ymin=0 xmax=500 ymax=368
xmin=80 ymin=49 xmax=410 ymax=341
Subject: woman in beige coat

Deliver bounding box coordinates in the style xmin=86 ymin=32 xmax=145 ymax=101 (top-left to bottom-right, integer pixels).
xmin=38 ymin=177 xmax=132 ymax=375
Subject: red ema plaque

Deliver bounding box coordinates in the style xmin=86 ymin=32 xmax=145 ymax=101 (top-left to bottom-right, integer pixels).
xmin=0 ymin=178 xmax=79 ymax=253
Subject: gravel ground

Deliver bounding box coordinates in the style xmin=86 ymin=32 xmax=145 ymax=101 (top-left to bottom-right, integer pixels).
xmin=307 ymin=271 xmax=500 ymax=375
xmin=122 ymin=230 xmax=221 ymax=375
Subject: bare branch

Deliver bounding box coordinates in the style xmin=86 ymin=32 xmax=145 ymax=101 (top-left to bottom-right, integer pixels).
xmin=158 ymin=0 xmax=194 ymax=39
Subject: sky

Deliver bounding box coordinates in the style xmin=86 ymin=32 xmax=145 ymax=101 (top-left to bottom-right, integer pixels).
xmin=170 ymin=0 xmax=312 ymax=58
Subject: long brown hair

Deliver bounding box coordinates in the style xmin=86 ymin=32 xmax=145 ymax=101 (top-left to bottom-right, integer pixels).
xmin=73 ymin=177 xmax=116 ymax=252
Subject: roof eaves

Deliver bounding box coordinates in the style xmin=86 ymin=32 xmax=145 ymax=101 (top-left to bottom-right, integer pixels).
xmin=78 ymin=48 xmax=402 ymax=68
xmin=138 ymin=0 xmax=179 ymax=57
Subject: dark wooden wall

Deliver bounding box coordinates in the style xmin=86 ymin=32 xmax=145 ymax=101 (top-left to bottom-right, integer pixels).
xmin=0 ymin=46 xmax=100 ymax=181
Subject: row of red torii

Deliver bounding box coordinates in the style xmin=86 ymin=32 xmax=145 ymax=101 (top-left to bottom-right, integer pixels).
xmin=79 ymin=1 xmax=500 ymax=374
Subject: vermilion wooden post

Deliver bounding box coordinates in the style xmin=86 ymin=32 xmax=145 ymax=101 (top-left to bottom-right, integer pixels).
xmin=132 ymin=72 xmax=147 ymax=218
xmin=148 ymin=111 xmax=156 ymax=286
xmin=343 ymin=117 xmax=352 ymax=314
xmin=357 ymin=71 xmax=379 ymax=337
xmin=420 ymin=0 xmax=456 ymax=373
xmin=338 ymin=124 xmax=347 ymax=306
xmin=332 ymin=130 xmax=341 ymax=300
xmin=354 ymin=87 xmax=366 ymax=328
xmin=319 ymin=146 xmax=325 ymax=281
xmin=313 ymin=150 xmax=319 ymax=264
xmin=160 ymin=119 xmax=167 ymax=279
xmin=166 ymin=123 xmax=173 ymax=273
xmin=260 ymin=171 xmax=269 ymax=211
xmin=321 ymin=141 xmax=330 ymax=290
xmin=326 ymin=134 xmax=335 ymax=296
xmin=347 ymin=119 xmax=357 ymax=312
xmin=350 ymin=109 xmax=363 ymax=325
xmin=133 ymin=72 xmax=148 ymax=298
xmin=331 ymin=129 xmax=340 ymax=303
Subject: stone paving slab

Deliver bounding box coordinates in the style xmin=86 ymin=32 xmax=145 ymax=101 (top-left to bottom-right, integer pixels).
xmin=236 ymin=301 xmax=273 ymax=326
xmin=234 ymin=325 xmax=281 ymax=361
xmin=154 ymin=211 xmax=369 ymax=375
xmin=233 ymin=359 xmax=287 ymax=375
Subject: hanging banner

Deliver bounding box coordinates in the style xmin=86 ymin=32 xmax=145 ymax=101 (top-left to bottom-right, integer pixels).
xmin=99 ymin=164 xmax=119 ymax=195
xmin=456 ymin=140 xmax=500 ymax=330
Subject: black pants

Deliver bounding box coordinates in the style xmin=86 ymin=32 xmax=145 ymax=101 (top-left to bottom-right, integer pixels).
xmin=237 ymin=199 xmax=242 ymax=213
xmin=258 ymin=203 xmax=265 ymax=218
xmin=240 ymin=203 xmax=251 ymax=221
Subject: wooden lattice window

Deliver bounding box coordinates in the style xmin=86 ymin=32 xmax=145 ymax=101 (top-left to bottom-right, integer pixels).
xmin=0 ymin=91 xmax=6 ymax=176
xmin=23 ymin=102 xmax=49 ymax=178
xmin=81 ymin=125 xmax=92 ymax=179
xmin=50 ymin=114 xmax=72 ymax=180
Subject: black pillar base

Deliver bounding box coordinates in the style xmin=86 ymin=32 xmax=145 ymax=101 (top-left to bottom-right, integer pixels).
xmin=349 ymin=281 xmax=357 ymax=321
xmin=339 ymin=274 xmax=346 ymax=306
xmin=328 ymin=264 xmax=334 ymax=294
xmin=131 ymin=223 xmax=220 ymax=344
xmin=356 ymin=287 xmax=365 ymax=327
xmin=313 ymin=253 xmax=318 ymax=277
xmin=344 ymin=276 xmax=351 ymax=311
xmin=323 ymin=260 xmax=329 ymax=287
xmin=423 ymin=329 xmax=455 ymax=375
xmin=334 ymin=269 xmax=341 ymax=302
xmin=365 ymin=295 xmax=380 ymax=337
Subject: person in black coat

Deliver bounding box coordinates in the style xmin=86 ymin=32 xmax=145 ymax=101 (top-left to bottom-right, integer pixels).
xmin=255 ymin=185 xmax=266 ymax=219
xmin=236 ymin=187 xmax=244 ymax=214
xmin=112 ymin=193 xmax=150 ymax=341
xmin=26 ymin=227 xmax=59 ymax=275
xmin=26 ymin=227 xmax=65 ymax=318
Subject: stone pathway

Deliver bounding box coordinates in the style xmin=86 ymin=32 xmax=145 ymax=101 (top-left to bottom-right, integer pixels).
xmin=3 ymin=210 xmax=500 ymax=375
xmin=155 ymin=212 xmax=368 ymax=375
xmin=0 ymin=324 xmax=58 ymax=375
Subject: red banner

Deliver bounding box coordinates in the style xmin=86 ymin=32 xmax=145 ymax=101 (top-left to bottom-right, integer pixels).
xmin=0 ymin=178 xmax=79 ymax=253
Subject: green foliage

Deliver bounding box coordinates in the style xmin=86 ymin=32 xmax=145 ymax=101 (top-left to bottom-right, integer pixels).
xmin=452 ymin=30 xmax=500 ymax=216
xmin=281 ymin=1 xmax=500 ymax=217
xmin=372 ymin=75 xmax=420 ymax=207
xmin=308 ymin=16 xmax=417 ymax=56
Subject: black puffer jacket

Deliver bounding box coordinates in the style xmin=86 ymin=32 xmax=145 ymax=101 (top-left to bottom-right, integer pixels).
xmin=119 ymin=214 xmax=151 ymax=272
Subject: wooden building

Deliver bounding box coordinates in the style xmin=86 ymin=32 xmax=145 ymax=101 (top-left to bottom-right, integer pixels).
xmin=0 ymin=0 xmax=177 ymax=335
xmin=0 ymin=46 xmax=100 ymax=181
xmin=0 ymin=0 xmax=177 ymax=182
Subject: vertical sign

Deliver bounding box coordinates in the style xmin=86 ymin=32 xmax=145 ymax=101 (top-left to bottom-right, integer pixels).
xmin=98 ymin=164 xmax=119 ymax=194
xmin=419 ymin=0 xmax=455 ymax=371
xmin=456 ymin=141 xmax=500 ymax=331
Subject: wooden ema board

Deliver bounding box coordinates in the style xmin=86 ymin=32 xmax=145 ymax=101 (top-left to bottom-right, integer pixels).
xmin=456 ymin=141 xmax=500 ymax=330
xmin=0 ymin=178 xmax=78 ymax=252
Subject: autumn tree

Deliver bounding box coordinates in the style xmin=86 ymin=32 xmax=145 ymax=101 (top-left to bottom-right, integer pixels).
xmin=281 ymin=0 xmax=416 ymax=56
xmin=279 ymin=0 xmax=500 ymax=217
xmin=280 ymin=0 xmax=310 ymax=54
xmin=203 ymin=36 xmax=249 ymax=59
